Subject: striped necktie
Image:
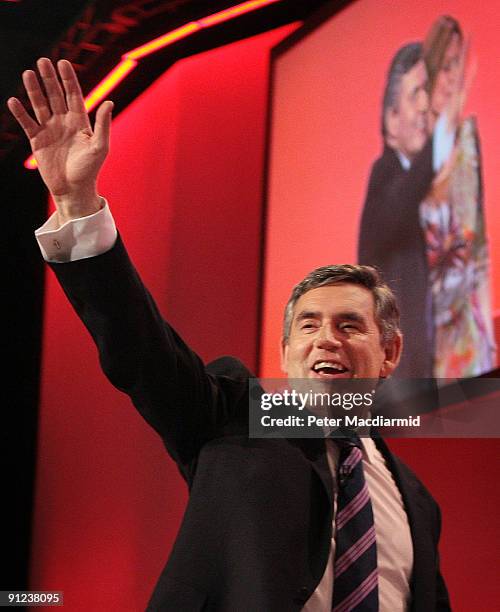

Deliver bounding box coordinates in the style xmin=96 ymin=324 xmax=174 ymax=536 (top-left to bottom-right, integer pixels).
xmin=331 ymin=435 xmax=378 ymax=611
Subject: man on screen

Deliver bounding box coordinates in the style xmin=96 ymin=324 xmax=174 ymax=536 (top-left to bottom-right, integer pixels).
xmin=358 ymin=43 xmax=455 ymax=378
xmin=8 ymin=58 xmax=450 ymax=611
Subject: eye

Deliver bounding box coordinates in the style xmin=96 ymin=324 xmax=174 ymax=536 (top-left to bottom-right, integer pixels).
xmin=300 ymin=322 xmax=317 ymax=331
xmin=339 ymin=323 xmax=358 ymax=332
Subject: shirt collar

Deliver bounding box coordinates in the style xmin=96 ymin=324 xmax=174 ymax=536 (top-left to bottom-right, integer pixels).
xmin=396 ymin=149 xmax=411 ymax=170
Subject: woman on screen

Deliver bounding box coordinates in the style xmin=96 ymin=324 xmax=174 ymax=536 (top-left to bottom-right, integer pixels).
xmin=419 ymin=15 xmax=496 ymax=377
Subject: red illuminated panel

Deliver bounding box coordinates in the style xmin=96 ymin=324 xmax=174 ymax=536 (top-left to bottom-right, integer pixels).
xmin=24 ymin=0 xmax=280 ymax=169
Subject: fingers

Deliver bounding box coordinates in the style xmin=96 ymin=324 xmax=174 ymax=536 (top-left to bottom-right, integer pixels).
xmin=7 ymin=97 xmax=40 ymax=139
xmin=93 ymin=100 xmax=114 ymax=152
xmin=461 ymin=37 xmax=475 ymax=97
xmin=9 ymin=57 xmax=110 ymax=147
xmin=22 ymin=69 xmax=51 ymax=124
xmin=36 ymin=57 xmax=67 ymax=115
xmin=58 ymin=59 xmax=88 ymax=117
xmin=463 ymin=56 xmax=477 ymax=99
xmin=452 ymin=38 xmax=475 ymax=122
xmin=457 ymin=38 xmax=469 ymax=90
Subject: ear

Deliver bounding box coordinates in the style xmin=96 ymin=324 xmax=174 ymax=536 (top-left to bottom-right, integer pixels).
xmin=280 ymin=338 xmax=289 ymax=375
xmin=380 ymin=332 xmax=403 ymax=378
xmin=384 ymin=106 xmax=400 ymax=147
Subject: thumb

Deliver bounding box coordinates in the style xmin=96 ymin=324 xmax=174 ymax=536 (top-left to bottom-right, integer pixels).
xmin=93 ymin=100 xmax=114 ymax=151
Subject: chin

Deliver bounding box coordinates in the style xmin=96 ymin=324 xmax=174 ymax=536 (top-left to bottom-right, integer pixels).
xmin=432 ymin=97 xmax=447 ymax=115
xmin=410 ymin=141 xmax=426 ymax=158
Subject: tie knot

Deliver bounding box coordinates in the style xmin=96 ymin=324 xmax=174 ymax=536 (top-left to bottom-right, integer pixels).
xmin=330 ymin=428 xmax=362 ymax=450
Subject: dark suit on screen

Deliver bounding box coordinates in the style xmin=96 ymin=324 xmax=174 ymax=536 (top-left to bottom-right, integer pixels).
xmin=358 ymin=139 xmax=436 ymax=378
xmin=50 ymin=235 xmax=450 ymax=611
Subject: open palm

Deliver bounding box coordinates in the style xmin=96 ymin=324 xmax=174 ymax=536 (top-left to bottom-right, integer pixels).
xmin=8 ymin=58 xmax=112 ymax=201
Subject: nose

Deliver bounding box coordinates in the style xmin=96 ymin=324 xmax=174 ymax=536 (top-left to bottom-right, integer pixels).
xmin=313 ymin=326 xmax=342 ymax=350
xmin=448 ymin=65 xmax=459 ymax=88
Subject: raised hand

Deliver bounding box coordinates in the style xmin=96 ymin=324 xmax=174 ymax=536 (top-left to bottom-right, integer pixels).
xmin=7 ymin=57 xmax=113 ymax=224
xmin=447 ymin=37 xmax=474 ymax=132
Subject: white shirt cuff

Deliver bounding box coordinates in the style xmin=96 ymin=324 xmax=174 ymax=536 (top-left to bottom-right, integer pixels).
xmin=35 ymin=198 xmax=117 ymax=263
xmin=433 ymin=112 xmax=455 ymax=172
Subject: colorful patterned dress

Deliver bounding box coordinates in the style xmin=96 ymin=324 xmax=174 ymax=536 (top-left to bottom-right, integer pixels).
xmin=419 ymin=116 xmax=496 ymax=377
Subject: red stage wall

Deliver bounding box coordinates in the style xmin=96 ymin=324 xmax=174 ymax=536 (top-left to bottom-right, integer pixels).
xmin=30 ymin=24 xmax=298 ymax=611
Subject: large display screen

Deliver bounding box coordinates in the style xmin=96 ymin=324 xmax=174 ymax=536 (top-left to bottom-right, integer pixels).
xmin=260 ymin=0 xmax=500 ymax=379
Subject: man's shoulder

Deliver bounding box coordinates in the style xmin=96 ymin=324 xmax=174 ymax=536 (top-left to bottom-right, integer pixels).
xmin=205 ymin=355 xmax=254 ymax=404
xmin=362 ymin=147 xmax=406 ymax=207
xmin=205 ymin=356 xmax=254 ymax=380
xmin=369 ymin=145 xmax=402 ymax=177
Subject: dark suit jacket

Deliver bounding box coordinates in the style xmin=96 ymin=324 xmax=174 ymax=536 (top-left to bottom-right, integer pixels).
xmin=50 ymin=236 xmax=450 ymax=611
xmin=358 ymin=141 xmax=436 ymax=378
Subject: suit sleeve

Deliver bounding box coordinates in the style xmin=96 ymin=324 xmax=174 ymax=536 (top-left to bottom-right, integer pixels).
xmin=48 ymin=233 xmax=240 ymax=469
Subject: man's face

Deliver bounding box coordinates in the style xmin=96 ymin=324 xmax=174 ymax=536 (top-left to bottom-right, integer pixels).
xmin=387 ymin=60 xmax=429 ymax=161
xmin=280 ymin=284 xmax=401 ymax=381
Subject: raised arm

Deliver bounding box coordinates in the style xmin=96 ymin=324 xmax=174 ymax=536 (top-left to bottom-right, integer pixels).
xmin=7 ymin=57 xmax=112 ymax=224
xmin=8 ymin=59 xmax=245 ymax=475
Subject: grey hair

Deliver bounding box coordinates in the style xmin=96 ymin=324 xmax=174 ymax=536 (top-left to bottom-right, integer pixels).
xmin=282 ymin=264 xmax=400 ymax=346
xmin=381 ymin=42 xmax=423 ymax=139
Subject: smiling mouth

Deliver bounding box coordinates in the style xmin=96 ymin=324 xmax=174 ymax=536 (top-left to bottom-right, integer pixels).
xmin=311 ymin=361 xmax=351 ymax=379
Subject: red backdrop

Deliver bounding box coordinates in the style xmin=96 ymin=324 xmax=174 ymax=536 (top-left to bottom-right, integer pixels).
xmin=29 ymin=9 xmax=499 ymax=612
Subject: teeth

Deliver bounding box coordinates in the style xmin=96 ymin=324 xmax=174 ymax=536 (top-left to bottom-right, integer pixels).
xmin=313 ymin=361 xmax=346 ymax=372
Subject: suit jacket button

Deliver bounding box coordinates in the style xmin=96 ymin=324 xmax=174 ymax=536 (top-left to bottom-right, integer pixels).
xmin=293 ymin=586 xmax=310 ymax=604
